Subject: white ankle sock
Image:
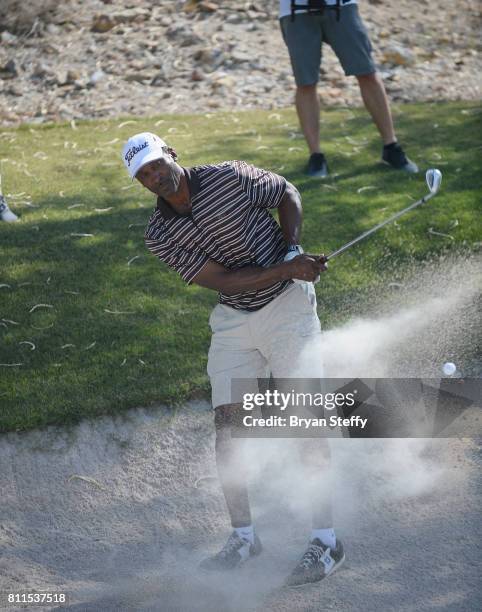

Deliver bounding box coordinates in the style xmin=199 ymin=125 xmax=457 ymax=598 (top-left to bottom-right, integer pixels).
xmin=311 ymin=528 xmax=336 ymax=549
xmin=234 ymin=525 xmax=254 ymax=544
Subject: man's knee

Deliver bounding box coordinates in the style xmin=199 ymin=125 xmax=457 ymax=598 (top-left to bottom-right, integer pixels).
xmin=214 ymin=403 xmax=245 ymax=459
xmin=296 ymin=83 xmax=318 ymax=94
xmin=356 ymin=71 xmax=378 ymax=85
xmin=214 ymin=403 xmax=244 ymax=431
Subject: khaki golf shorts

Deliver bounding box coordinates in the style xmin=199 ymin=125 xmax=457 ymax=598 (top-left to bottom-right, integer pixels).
xmin=280 ymin=5 xmax=376 ymax=85
xmin=207 ymin=282 xmax=324 ymax=409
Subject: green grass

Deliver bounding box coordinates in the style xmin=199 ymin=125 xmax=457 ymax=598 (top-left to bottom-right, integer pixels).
xmin=0 ymin=101 xmax=481 ymax=432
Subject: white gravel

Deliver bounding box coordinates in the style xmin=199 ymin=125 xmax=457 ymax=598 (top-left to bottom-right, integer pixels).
xmin=0 ymin=0 xmax=480 ymax=125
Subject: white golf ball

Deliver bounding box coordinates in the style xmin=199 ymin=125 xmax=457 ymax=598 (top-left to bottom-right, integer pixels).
xmin=442 ymin=362 xmax=456 ymax=376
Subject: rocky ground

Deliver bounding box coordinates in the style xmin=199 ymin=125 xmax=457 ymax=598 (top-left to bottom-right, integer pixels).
xmin=0 ymin=0 xmax=480 ymax=126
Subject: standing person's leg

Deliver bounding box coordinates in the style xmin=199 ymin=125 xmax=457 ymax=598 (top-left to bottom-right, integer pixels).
xmin=200 ymin=305 xmax=267 ymax=570
xmin=295 ymin=84 xmax=321 ymax=155
xmin=356 ymin=72 xmax=396 ymax=145
xmin=280 ymin=14 xmax=329 ymax=177
xmin=323 ymin=5 xmax=418 ymax=173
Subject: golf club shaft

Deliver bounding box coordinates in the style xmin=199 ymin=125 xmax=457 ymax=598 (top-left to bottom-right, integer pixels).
xmin=325 ymin=189 xmax=437 ymax=261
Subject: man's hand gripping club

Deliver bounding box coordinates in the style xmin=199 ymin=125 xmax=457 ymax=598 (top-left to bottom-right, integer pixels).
xmin=285 ymin=253 xmax=328 ymax=283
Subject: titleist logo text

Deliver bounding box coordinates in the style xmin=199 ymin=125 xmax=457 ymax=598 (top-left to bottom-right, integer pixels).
xmin=125 ymin=141 xmax=148 ymax=166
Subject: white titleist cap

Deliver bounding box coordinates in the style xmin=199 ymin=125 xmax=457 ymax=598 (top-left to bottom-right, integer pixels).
xmin=122 ymin=132 xmax=168 ymax=179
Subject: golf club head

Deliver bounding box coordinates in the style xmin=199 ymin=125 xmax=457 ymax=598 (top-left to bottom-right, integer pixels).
xmin=426 ymin=168 xmax=442 ymax=194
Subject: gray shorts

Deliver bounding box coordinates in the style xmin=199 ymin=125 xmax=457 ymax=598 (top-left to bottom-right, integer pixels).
xmin=280 ymin=5 xmax=376 ymax=86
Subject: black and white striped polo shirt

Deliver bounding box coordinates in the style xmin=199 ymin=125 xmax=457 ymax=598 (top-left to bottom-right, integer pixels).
xmin=144 ymin=160 xmax=291 ymax=311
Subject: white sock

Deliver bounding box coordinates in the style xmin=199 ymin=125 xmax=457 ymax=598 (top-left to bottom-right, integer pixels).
xmin=311 ymin=528 xmax=336 ymax=549
xmin=234 ymin=525 xmax=254 ymax=544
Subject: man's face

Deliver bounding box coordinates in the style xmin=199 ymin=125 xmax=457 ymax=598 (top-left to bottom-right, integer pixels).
xmin=135 ymin=152 xmax=183 ymax=200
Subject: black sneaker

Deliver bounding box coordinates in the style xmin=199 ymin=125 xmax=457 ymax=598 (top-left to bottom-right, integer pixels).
xmin=307 ymin=152 xmax=329 ymax=178
xmin=285 ymin=538 xmax=345 ymax=587
xmin=199 ymin=530 xmax=263 ymax=571
xmin=382 ymin=142 xmax=419 ymax=173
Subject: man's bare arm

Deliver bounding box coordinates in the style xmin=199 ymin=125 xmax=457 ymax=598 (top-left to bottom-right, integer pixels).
xmin=192 ymin=257 xmax=325 ymax=295
xmin=277 ymin=181 xmax=302 ymax=245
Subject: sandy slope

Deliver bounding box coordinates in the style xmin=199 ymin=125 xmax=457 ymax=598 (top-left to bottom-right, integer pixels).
xmin=0 ymin=400 xmax=480 ymax=612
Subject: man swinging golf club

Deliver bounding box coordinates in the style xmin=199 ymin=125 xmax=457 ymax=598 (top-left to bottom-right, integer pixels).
xmin=122 ymin=132 xmax=345 ymax=587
